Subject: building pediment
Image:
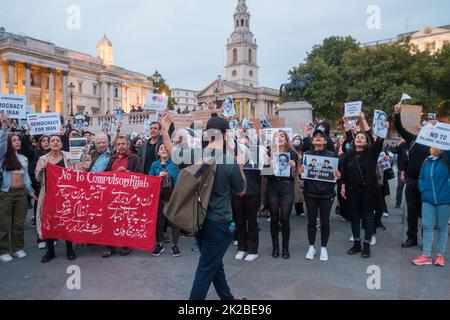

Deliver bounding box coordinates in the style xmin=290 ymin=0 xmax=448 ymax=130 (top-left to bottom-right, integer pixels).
xmin=197 ymin=80 xmax=243 ymax=98
xmin=412 ymin=27 xmax=450 ymax=38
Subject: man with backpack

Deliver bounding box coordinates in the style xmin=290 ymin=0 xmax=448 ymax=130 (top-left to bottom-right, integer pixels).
xmin=189 ymin=117 xmax=246 ymax=300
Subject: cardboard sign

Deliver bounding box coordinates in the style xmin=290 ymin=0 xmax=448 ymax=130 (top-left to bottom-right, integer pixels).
xmin=344 ymin=101 xmax=363 ymax=117
xmin=416 ymin=122 xmax=450 ymax=151
xmin=301 ymin=155 xmax=339 ymax=183
xmin=401 ymin=105 xmax=422 ymax=135
xmin=144 ymin=93 xmax=169 ymax=111
xmin=69 ymin=138 xmax=87 ymax=160
xmin=171 ymin=114 xmax=194 ymax=129
xmin=192 ymin=109 xmax=222 ymax=125
xmin=0 ymin=94 xmax=26 ymax=119
xmin=27 ymin=112 xmax=61 ymax=135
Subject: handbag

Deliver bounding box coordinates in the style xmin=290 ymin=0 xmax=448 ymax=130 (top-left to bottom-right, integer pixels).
xmin=384 ymin=168 xmax=395 ymax=180
xmin=160 ymin=172 xmax=174 ymax=202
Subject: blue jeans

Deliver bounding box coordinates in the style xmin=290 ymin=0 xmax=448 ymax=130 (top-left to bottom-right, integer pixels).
xmin=348 ymin=189 xmax=374 ymax=244
xmin=189 ymin=218 xmax=234 ymax=300
xmin=422 ymin=202 xmax=450 ymax=257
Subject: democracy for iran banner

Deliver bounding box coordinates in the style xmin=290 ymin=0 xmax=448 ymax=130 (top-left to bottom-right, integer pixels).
xmin=41 ymin=164 xmax=162 ymax=251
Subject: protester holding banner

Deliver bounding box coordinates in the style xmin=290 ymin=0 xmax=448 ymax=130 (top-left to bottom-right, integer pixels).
xmin=87 ymin=134 xmax=111 ymax=173
xmin=300 ymin=129 xmax=340 ymax=262
xmin=102 ymin=135 xmax=142 ymax=258
xmin=0 ymin=115 xmax=37 ymax=263
xmin=149 ymin=144 xmax=181 ymax=257
xmin=267 ymin=130 xmax=298 ymax=260
xmin=35 ymin=134 xmax=76 ymax=263
xmin=394 ymin=103 xmax=431 ymax=248
xmin=341 ymin=112 xmax=386 ymax=258
xmin=413 ymin=148 xmax=450 ymax=267
xmin=30 ymin=135 xmax=51 ymax=248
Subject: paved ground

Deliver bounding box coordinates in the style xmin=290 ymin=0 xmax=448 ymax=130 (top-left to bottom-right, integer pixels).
xmin=1 ymin=177 xmax=449 ymax=300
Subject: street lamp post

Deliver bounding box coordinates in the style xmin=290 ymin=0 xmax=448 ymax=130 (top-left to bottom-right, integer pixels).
xmin=68 ymin=82 xmax=75 ymax=117
xmin=152 ymin=70 xmax=161 ymax=93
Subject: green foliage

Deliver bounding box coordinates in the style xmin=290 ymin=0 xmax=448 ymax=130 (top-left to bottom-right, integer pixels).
xmin=282 ymin=37 xmax=450 ymax=125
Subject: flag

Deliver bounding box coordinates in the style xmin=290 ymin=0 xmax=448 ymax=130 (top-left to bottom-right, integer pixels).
xmin=400 ymin=92 xmax=412 ymax=102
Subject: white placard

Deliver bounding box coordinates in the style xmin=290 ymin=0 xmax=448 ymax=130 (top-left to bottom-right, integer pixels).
xmin=222 ymin=96 xmax=236 ymax=117
xmin=27 ymin=112 xmax=61 ymax=135
xmin=378 ymin=152 xmax=392 ymax=170
xmin=416 ymin=122 xmax=450 ymax=151
xmin=373 ymin=110 xmax=388 ymax=138
xmin=0 ymin=93 xmax=26 ymax=119
xmin=301 ymin=155 xmax=339 ymax=183
xmin=69 ymin=138 xmax=87 ymax=160
xmin=144 ymin=93 xmax=169 ymax=111
xmin=344 ymin=101 xmax=362 ymax=117
xmin=273 ymin=153 xmax=291 ymax=177
xmin=75 ymin=114 xmax=85 ymax=131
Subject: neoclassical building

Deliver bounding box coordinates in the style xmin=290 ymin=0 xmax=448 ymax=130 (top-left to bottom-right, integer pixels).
xmin=363 ymin=25 xmax=450 ymax=54
xmin=0 ymin=28 xmax=152 ymax=116
xmin=197 ymin=0 xmax=279 ymax=119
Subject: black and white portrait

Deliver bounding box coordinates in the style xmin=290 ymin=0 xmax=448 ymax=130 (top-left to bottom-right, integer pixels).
xmin=273 ymin=153 xmax=290 ymax=177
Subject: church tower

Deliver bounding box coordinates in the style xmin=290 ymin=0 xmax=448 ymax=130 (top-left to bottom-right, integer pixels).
xmin=225 ymin=0 xmax=259 ymax=87
xmin=97 ymin=34 xmax=114 ymax=66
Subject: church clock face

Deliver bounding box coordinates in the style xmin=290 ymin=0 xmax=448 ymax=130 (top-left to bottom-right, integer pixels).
xmin=249 ymin=70 xmax=253 ymax=77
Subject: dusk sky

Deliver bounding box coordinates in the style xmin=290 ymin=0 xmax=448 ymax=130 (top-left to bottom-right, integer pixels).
xmin=1 ymin=0 xmax=449 ymax=90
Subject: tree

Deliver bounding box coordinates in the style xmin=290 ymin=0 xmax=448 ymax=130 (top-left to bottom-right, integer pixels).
xmin=282 ymin=36 xmax=448 ymax=127
xmin=146 ymin=75 xmax=177 ymax=111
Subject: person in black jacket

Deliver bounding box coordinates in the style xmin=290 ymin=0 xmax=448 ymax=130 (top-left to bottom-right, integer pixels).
xmin=390 ymin=139 xmax=408 ymax=208
xmin=300 ymin=129 xmax=340 ymax=262
xmin=267 ymin=130 xmax=298 ymax=260
xmin=394 ymin=103 xmax=433 ymax=248
xmin=341 ymin=112 xmax=386 ymax=258
xmin=302 ymin=121 xmax=336 ymax=154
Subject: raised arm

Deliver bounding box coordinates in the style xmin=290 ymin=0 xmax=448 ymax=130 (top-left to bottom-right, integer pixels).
xmin=394 ymin=103 xmax=416 ymax=144
xmin=0 ymin=114 xmax=10 ymax=165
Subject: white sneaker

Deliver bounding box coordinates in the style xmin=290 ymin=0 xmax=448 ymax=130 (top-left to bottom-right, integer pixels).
xmin=13 ymin=250 xmax=27 ymax=259
xmin=383 ymin=212 xmax=389 ymax=217
xmin=0 ymin=253 xmax=14 ymax=263
xmin=371 ymin=236 xmax=376 ymax=246
xmin=349 ymin=235 xmax=354 ymax=242
xmin=235 ymin=251 xmax=246 ymax=260
xmin=233 ymin=241 xmax=238 ymax=246
xmin=305 ymin=246 xmax=316 ymax=260
xmin=38 ymin=242 xmax=46 ymax=249
xmin=320 ymin=247 xmax=328 ymax=261
xmin=244 ymin=254 xmax=258 ymax=262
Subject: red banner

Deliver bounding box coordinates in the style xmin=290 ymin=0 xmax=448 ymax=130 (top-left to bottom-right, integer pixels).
xmin=42 ymin=164 xmax=162 ymax=251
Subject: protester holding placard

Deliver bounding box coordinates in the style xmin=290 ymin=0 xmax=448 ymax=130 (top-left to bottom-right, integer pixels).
xmin=299 ymin=129 xmax=340 ymax=262
xmin=394 ymin=103 xmax=431 ymax=248
xmin=0 ymin=115 xmax=37 ymax=263
xmin=267 ymin=130 xmax=298 ymax=260
xmin=35 ymin=135 xmax=76 ymax=263
xmin=292 ymin=134 xmax=305 ymax=217
xmin=302 ymin=121 xmax=335 ymax=154
xmin=413 ymin=148 xmax=450 ymax=267
xmin=341 ymin=112 xmax=386 ymax=259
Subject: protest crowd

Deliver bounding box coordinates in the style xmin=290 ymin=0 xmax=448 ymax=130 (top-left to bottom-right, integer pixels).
xmin=0 ymin=97 xmax=449 ymax=300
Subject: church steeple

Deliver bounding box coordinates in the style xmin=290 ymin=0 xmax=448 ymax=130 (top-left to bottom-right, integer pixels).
xmin=226 ymin=0 xmax=259 ymax=87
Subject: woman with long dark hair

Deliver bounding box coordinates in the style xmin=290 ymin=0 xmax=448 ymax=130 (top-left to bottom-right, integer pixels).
xmin=341 ymin=113 xmax=387 ymax=258
xmin=130 ymin=137 xmax=143 ymax=155
xmin=267 ymin=130 xmax=298 ymax=259
xmin=35 ymin=134 xmax=76 ymax=263
xmin=0 ymin=115 xmax=37 ymax=263
xmin=30 ymin=135 xmax=50 ymax=248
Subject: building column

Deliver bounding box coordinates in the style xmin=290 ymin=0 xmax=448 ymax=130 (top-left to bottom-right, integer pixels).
xmin=121 ymin=85 xmax=127 ymax=112
xmin=100 ymin=81 xmax=107 ymax=114
xmin=24 ymin=63 xmax=32 ymax=106
xmin=62 ymin=71 xmax=68 ymax=116
xmin=8 ymin=60 xmax=15 ymax=94
xmin=40 ymin=70 xmax=46 ymax=112
xmin=48 ymin=68 xmax=54 ymax=111
xmin=0 ymin=62 xmax=6 ymax=94
xmin=109 ymin=82 xmax=114 ymax=113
